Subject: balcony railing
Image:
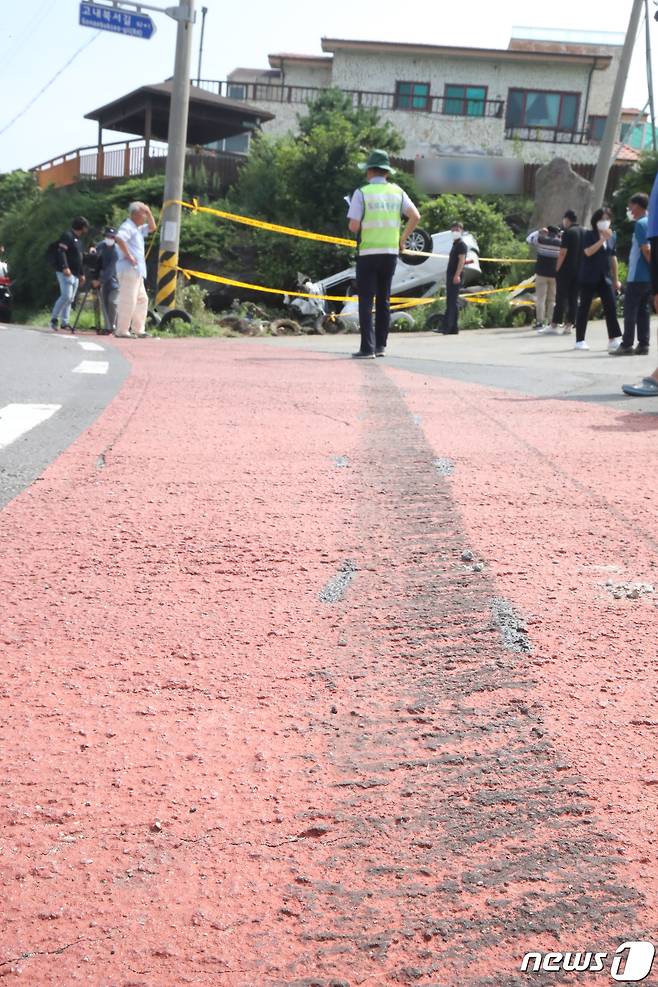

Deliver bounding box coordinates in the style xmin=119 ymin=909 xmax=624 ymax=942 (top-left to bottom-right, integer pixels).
xmin=31 ymin=139 xmax=245 ymax=189
xmin=505 ymin=125 xmax=591 ymax=145
xmin=199 ymin=79 xmax=505 ymax=119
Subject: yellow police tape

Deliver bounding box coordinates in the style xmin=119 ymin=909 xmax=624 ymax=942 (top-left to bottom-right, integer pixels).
xmin=178 ymin=266 xmax=533 ymax=308
xmin=166 ymin=198 xmax=533 ymax=266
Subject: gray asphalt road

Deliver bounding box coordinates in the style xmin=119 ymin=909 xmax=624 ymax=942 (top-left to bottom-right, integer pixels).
xmin=263 ymin=322 xmax=658 ymax=413
xmin=0 ymin=326 xmax=129 ymax=509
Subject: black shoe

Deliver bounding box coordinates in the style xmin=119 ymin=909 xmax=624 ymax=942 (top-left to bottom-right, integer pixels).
xmin=375 ymin=349 xmax=385 ymax=357
xmin=50 ymin=320 xmax=58 ymax=332
xmin=634 ymin=345 xmax=650 ymax=355
xmin=352 ymin=351 xmax=376 ymax=359
xmin=610 ymin=345 xmax=634 ymax=356
xmin=61 ymin=324 xmax=74 ymax=334
xmin=440 ymin=330 xmax=459 ymax=335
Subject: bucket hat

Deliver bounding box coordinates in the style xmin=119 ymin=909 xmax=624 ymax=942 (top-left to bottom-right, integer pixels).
xmin=359 ymin=148 xmax=395 ymax=173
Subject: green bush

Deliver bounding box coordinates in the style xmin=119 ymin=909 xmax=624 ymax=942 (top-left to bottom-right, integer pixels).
xmin=421 ymin=193 xmax=533 ymax=287
xmin=459 ymin=303 xmax=484 ymax=330
xmin=481 ymin=295 xmax=513 ymax=328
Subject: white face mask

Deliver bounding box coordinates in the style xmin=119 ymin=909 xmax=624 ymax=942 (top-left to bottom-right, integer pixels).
xmin=104 ymin=238 xmax=115 ymax=246
xmin=597 ymin=220 xmax=611 ymax=232
xmin=451 ymin=231 xmax=462 ymax=241
xmin=626 ymin=209 xmax=634 ymax=222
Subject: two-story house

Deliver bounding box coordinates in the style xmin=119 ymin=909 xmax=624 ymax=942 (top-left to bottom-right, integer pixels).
xmin=203 ymin=27 xmax=639 ymax=169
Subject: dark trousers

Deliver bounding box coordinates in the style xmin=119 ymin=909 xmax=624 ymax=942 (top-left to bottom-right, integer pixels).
xmin=575 ymin=280 xmax=622 ymax=343
xmin=553 ymin=271 xmax=579 ymax=325
xmin=442 ymin=279 xmax=460 ymax=332
xmin=356 ymin=254 xmax=398 ymax=354
xmin=649 ymin=237 xmax=658 ymax=295
xmin=622 ymin=281 xmax=651 ymax=348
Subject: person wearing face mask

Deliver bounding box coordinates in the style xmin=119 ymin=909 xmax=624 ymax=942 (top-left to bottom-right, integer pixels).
xmin=526 ymin=224 xmax=562 ymax=331
xmin=436 ymin=221 xmax=468 ymax=335
xmin=611 ymin=193 xmax=651 ymax=356
xmin=574 ymin=207 xmax=623 ymax=351
xmin=91 ymin=227 xmax=120 ymax=335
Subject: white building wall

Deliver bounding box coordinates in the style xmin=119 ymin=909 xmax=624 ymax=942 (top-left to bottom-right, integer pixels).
xmin=278 ymin=61 xmax=333 ymax=89
xmin=237 ymin=45 xmax=618 ymax=166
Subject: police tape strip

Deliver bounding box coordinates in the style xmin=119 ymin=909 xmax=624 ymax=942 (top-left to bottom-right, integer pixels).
xmin=178 ymin=266 xmax=533 ymax=307
xmin=165 ymin=198 xmax=534 ymax=265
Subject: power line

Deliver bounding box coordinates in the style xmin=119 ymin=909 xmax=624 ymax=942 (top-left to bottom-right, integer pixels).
xmin=0 ymin=31 xmax=101 ymax=138
xmin=0 ymin=0 xmax=54 ymax=74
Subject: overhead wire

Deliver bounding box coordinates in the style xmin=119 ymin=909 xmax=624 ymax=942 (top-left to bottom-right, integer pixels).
xmin=0 ymin=0 xmax=56 ymax=74
xmin=0 ymin=31 xmax=102 ymax=137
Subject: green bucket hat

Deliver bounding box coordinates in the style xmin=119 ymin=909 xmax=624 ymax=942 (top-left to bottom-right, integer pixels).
xmin=359 ymin=148 xmax=395 ymax=173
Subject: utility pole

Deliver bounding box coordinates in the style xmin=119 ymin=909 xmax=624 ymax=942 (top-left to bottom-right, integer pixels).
xmin=592 ymin=0 xmax=644 ymax=207
xmin=156 ymin=1 xmax=196 ymax=312
xmin=196 ymin=6 xmax=208 ymax=86
xmin=645 ymin=0 xmax=657 ymax=150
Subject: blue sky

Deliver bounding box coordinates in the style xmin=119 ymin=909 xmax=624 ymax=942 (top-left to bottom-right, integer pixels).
xmin=0 ymin=0 xmax=655 ymax=172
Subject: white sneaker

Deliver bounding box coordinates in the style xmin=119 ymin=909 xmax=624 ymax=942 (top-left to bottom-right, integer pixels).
xmin=561 ymin=325 xmax=573 ymax=335
xmin=574 ymin=341 xmax=589 ymax=350
xmin=608 ymin=338 xmax=623 ymax=353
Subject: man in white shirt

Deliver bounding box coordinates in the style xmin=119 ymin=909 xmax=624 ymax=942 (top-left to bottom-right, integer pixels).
xmin=114 ymin=201 xmax=156 ymax=338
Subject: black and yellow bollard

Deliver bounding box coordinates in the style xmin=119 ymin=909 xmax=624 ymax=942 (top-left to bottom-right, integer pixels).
xmin=156 ymin=249 xmax=178 ymax=311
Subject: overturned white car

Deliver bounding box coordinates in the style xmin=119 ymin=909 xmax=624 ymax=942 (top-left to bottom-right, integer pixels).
xmin=286 ymin=228 xmax=482 ymax=330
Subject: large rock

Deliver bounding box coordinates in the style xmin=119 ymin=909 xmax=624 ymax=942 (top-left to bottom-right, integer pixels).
xmin=530 ymin=157 xmax=593 ymax=231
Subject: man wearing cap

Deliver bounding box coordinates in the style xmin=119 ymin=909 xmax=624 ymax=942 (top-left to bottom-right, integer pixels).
xmin=347 ymin=149 xmax=420 ymax=358
xmin=91 ymin=227 xmax=120 ymax=335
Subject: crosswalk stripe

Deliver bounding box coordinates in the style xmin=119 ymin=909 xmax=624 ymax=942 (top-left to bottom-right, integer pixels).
xmin=72 ymin=361 xmax=109 ymax=375
xmin=0 ymin=403 xmax=61 ymax=451
xmin=78 ymin=341 xmax=105 ymax=352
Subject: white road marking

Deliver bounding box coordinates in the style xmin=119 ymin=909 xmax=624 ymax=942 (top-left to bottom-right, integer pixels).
xmin=72 ymin=361 xmax=109 ymax=375
xmin=0 ymin=403 xmax=61 ymax=451
xmin=78 ymin=341 xmax=105 ymax=352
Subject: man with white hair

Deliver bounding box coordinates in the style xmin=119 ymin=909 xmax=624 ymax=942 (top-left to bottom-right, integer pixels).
xmin=114 ymin=201 xmax=156 ymax=337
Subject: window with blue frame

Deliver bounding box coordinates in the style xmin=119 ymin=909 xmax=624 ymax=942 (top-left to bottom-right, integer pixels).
xmin=506 ymin=89 xmax=580 ymax=131
xmin=395 ymin=81 xmax=430 ymax=111
xmin=444 ymin=84 xmax=487 ymax=117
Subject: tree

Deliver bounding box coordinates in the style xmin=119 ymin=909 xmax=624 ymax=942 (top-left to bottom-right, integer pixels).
xmin=421 ymin=193 xmax=532 ymax=286
xmin=228 ymin=90 xmax=422 ymax=285
xmin=0 ymin=170 xmax=38 ymax=218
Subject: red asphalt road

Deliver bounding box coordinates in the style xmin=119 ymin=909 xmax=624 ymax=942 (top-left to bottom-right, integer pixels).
xmin=1 ymin=338 xmax=657 ymax=986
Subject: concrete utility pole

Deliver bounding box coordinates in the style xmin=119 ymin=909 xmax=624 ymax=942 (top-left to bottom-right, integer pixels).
xmin=156 ymin=1 xmax=196 ymax=312
xmin=591 ymin=0 xmax=644 ymax=208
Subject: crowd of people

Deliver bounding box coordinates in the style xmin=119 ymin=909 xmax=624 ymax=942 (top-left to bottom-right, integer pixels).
xmin=523 ymin=194 xmax=652 ymax=354
xmin=347 ymin=148 xmax=658 ymax=397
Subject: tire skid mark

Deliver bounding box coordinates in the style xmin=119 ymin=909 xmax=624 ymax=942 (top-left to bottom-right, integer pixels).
xmin=274 ymin=368 xmax=647 ymax=987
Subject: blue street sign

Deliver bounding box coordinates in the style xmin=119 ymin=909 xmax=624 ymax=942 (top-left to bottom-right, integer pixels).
xmin=79 ymin=3 xmax=156 ymax=39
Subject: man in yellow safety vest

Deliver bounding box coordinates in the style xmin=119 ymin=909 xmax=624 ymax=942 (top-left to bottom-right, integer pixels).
xmin=347 ymin=149 xmax=420 ymax=358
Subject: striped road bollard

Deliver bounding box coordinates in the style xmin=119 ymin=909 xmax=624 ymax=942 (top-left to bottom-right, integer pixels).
xmin=156 ymin=249 xmax=178 ymax=311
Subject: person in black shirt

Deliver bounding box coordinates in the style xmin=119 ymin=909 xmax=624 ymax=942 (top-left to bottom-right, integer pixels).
xmin=574 ymin=207 xmax=623 ymax=351
xmin=552 ymin=209 xmax=582 ymax=334
xmin=50 ymin=215 xmax=89 ymax=333
xmin=436 ymin=221 xmax=468 ymax=334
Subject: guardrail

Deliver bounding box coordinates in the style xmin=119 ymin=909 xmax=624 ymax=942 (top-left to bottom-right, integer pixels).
xmin=505 ymin=126 xmax=591 ymax=145
xmin=197 ymin=79 xmax=505 ymax=118
xmin=31 ymin=140 xmax=245 ymax=190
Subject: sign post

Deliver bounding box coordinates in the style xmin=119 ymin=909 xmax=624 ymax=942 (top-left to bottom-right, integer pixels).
xmin=80 ymin=1 xmax=196 ymax=314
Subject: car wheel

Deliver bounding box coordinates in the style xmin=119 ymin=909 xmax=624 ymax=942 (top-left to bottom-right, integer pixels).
xmin=158 ymin=309 xmax=192 ymax=329
xmin=402 ymin=227 xmax=433 ymax=266
xmin=390 ymin=312 xmax=415 ymax=331
xmin=425 ymin=313 xmax=443 ymax=332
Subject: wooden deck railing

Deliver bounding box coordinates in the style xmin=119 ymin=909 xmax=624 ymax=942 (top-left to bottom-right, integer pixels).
xmin=31 ymin=140 xmax=245 ymax=190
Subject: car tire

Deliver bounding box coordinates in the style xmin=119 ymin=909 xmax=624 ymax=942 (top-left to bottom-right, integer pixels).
xmin=158 ymin=309 xmax=192 ymax=329
xmin=401 ymin=227 xmax=433 ymax=266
